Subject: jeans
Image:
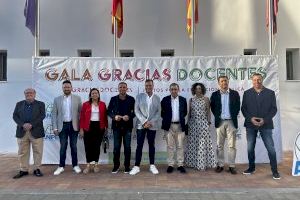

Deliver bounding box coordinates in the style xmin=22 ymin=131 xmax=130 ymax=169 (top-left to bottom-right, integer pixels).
xmin=135 ymin=129 xmax=156 ymax=166
xmin=59 ymin=122 xmax=78 ymax=167
xmin=113 ymin=129 xmax=131 ymax=168
xmin=246 ymin=128 xmax=278 ymax=173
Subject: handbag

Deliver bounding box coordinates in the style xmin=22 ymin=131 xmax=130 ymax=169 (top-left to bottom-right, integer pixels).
xmin=102 ymin=133 xmax=109 ymax=154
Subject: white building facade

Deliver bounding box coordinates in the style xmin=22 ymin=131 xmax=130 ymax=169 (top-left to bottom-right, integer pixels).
xmin=0 ymin=0 xmax=299 ymax=153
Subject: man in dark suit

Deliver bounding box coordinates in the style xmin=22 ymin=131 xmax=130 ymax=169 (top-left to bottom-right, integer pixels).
xmin=210 ymin=76 xmax=240 ymax=174
xmin=161 ymin=83 xmax=187 ymax=173
xmin=241 ymin=73 xmax=280 ymax=180
xmin=108 ymin=82 xmax=135 ymax=174
xmin=12 ymin=88 xmax=45 ymax=179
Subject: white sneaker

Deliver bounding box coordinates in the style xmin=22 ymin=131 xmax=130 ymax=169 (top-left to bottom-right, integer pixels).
xmin=73 ymin=165 xmax=82 ymax=174
xmin=129 ymin=166 xmax=140 ymax=175
xmin=53 ymin=167 xmax=64 ymax=175
xmin=149 ymin=164 xmax=159 ymax=175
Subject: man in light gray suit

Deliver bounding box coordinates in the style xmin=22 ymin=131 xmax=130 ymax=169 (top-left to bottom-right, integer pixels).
xmin=52 ymin=80 xmax=82 ymax=175
xmin=129 ymin=79 xmax=161 ymax=175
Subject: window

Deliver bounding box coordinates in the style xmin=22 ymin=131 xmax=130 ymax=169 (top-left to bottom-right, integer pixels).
xmin=161 ymin=49 xmax=175 ymax=57
xmin=0 ymin=50 xmax=7 ymax=81
xmin=39 ymin=49 xmax=50 ymax=57
xmin=286 ymin=48 xmax=300 ymax=80
xmin=120 ymin=49 xmax=134 ymax=57
xmin=243 ymin=49 xmax=257 ymax=55
xmin=78 ymin=49 xmax=92 ymax=57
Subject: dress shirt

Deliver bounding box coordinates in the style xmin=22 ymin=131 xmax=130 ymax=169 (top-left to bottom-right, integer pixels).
xmin=146 ymin=94 xmax=153 ymax=118
xmin=63 ymin=95 xmax=72 ymax=122
xmin=220 ymin=89 xmax=231 ymax=120
xmin=171 ymin=96 xmax=180 ymax=122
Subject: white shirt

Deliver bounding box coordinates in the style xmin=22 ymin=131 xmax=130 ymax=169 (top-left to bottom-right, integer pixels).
xmin=220 ymin=89 xmax=231 ymax=120
xmin=146 ymin=94 xmax=153 ymax=118
xmin=63 ymin=95 xmax=72 ymax=122
xmin=171 ymin=96 xmax=180 ymax=122
xmin=90 ymin=104 xmax=99 ymax=121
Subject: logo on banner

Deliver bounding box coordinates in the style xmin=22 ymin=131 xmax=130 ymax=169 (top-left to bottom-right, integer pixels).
xmin=292 ymin=132 xmax=300 ymax=176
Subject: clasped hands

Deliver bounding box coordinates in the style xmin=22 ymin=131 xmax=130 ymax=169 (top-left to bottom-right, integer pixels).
xmin=251 ymin=117 xmax=265 ymax=127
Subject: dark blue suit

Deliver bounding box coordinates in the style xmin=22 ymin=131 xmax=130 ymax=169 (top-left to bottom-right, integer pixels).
xmin=161 ymin=95 xmax=187 ymax=132
xmin=210 ymin=89 xmax=240 ymax=129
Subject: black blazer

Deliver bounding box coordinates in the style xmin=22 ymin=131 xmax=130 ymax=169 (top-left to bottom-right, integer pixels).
xmin=161 ymin=95 xmax=187 ymax=132
xmin=107 ymin=94 xmax=135 ymax=131
xmin=13 ymin=100 xmax=45 ymax=139
xmin=241 ymin=87 xmax=277 ymax=129
xmin=210 ymin=89 xmax=240 ymax=128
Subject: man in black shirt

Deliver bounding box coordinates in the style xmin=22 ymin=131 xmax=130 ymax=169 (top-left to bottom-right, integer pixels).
xmin=241 ymin=73 xmax=280 ymax=179
xmin=108 ymin=82 xmax=135 ymax=173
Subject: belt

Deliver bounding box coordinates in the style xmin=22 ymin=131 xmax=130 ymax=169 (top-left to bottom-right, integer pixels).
xmin=171 ymin=122 xmax=180 ymax=124
xmin=63 ymin=121 xmax=72 ymax=124
xmin=222 ymin=119 xmax=232 ymax=121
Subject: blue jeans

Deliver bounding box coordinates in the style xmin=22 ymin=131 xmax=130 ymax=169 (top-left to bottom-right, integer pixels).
xmin=135 ymin=129 xmax=156 ymax=166
xmin=246 ymin=128 xmax=278 ymax=173
xmin=59 ymin=122 xmax=78 ymax=167
xmin=113 ymin=129 xmax=131 ymax=168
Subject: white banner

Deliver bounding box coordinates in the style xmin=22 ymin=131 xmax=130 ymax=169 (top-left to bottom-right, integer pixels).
xmin=32 ymin=56 xmax=282 ymax=165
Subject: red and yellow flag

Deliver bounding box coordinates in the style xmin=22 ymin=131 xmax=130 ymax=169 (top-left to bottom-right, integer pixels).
xmin=112 ymin=0 xmax=123 ymax=38
xmin=186 ymin=0 xmax=199 ymax=39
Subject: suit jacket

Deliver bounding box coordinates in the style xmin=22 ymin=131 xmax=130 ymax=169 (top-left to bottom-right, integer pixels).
xmin=210 ymin=89 xmax=240 ymax=128
xmin=79 ymin=101 xmax=108 ymax=131
xmin=52 ymin=94 xmax=82 ymax=132
xmin=135 ymin=93 xmax=161 ymax=130
xmin=241 ymin=87 xmax=277 ymax=129
xmin=107 ymin=94 xmax=135 ymax=131
xmin=161 ymin=95 xmax=187 ymax=132
xmin=13 ymin=100 xmax=45 ymax=139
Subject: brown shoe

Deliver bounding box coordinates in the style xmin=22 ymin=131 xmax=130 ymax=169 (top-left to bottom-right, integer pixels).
xmin=94 ymin=163 xmax=100 ymax=173
xmin=83 ymin=164 xmax=93 ymax=174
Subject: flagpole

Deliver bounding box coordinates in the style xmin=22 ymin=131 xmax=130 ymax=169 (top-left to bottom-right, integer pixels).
xmin=113 ymin=17 xmax=118 ymax=57
xmin=34 ymin=0 xmax=40 ymax=57
xmin=192 ymin=0 xmax=195 ymax=56
xmin=268 ymin=0 xmax=273 ymax=55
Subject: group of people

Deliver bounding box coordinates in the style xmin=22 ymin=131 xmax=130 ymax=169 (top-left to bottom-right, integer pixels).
xmin=12 ymin=73 xmax=281 ymax=180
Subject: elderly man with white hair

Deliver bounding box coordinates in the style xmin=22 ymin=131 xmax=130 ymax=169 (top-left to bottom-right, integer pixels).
xmin=12 ymin=88 xmax=45 ymax=179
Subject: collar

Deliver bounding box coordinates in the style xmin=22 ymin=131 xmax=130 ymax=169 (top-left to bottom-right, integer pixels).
xmin=220 ymin=89 xmax=230 ymax=94
xmin=171 ymin=95 xmax=179 ymax=100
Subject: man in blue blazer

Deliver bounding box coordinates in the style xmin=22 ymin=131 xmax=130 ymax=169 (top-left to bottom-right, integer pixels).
xmin=13 ymin=88 xmax=45 ymax=179
xmin=210 ymin=76 xmax=240 ymax=174
xmin=161 ymin=83 xmax=187 ymax=173
xmin=241 ymin=73 xmax=280 ymax=180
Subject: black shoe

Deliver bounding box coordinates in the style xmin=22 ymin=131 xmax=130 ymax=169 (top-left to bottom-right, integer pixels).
xmin=124 ymin=167 xmax=131 ymax=174
xmin=177 ymin=166 xmax=186 ymax=173
xmin=33 ymin=169 xmax=43 ymax=177
xmin=215 ymin=166 xmax=224 ymax=173
xmin=111 ymin=166 xmax=119 ymax=174
xmin=272 ymin=171 xmax=281 ymax=180
xmin=243 ymin=168 xmax=255 ymax=175
xmin=228 ymin=167 xmax=237 ymax=175
xmin=167 ymin=166 xmax=174 ymax=173
xmin=13 ymin=171 xmax=29 ymax=179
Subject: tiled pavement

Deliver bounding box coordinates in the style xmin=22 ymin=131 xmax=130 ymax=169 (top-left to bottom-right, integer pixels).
xmin=0 ymin=152 xmax=299 ymax=199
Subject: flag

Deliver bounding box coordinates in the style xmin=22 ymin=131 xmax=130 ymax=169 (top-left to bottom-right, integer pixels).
xmin=266 ymin=0 xmax=279 ymax=34
xmin=112 ymin=0 xmax=123 ymax=38
xmin=24 ymin=0 xmax=36 ymax=36
xmin=186 ymin=0 xmax=199 ymax=39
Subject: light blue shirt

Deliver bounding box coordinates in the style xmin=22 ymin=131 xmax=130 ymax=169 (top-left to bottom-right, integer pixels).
xmin=221 ymin=89 xmax=231 ymax=120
